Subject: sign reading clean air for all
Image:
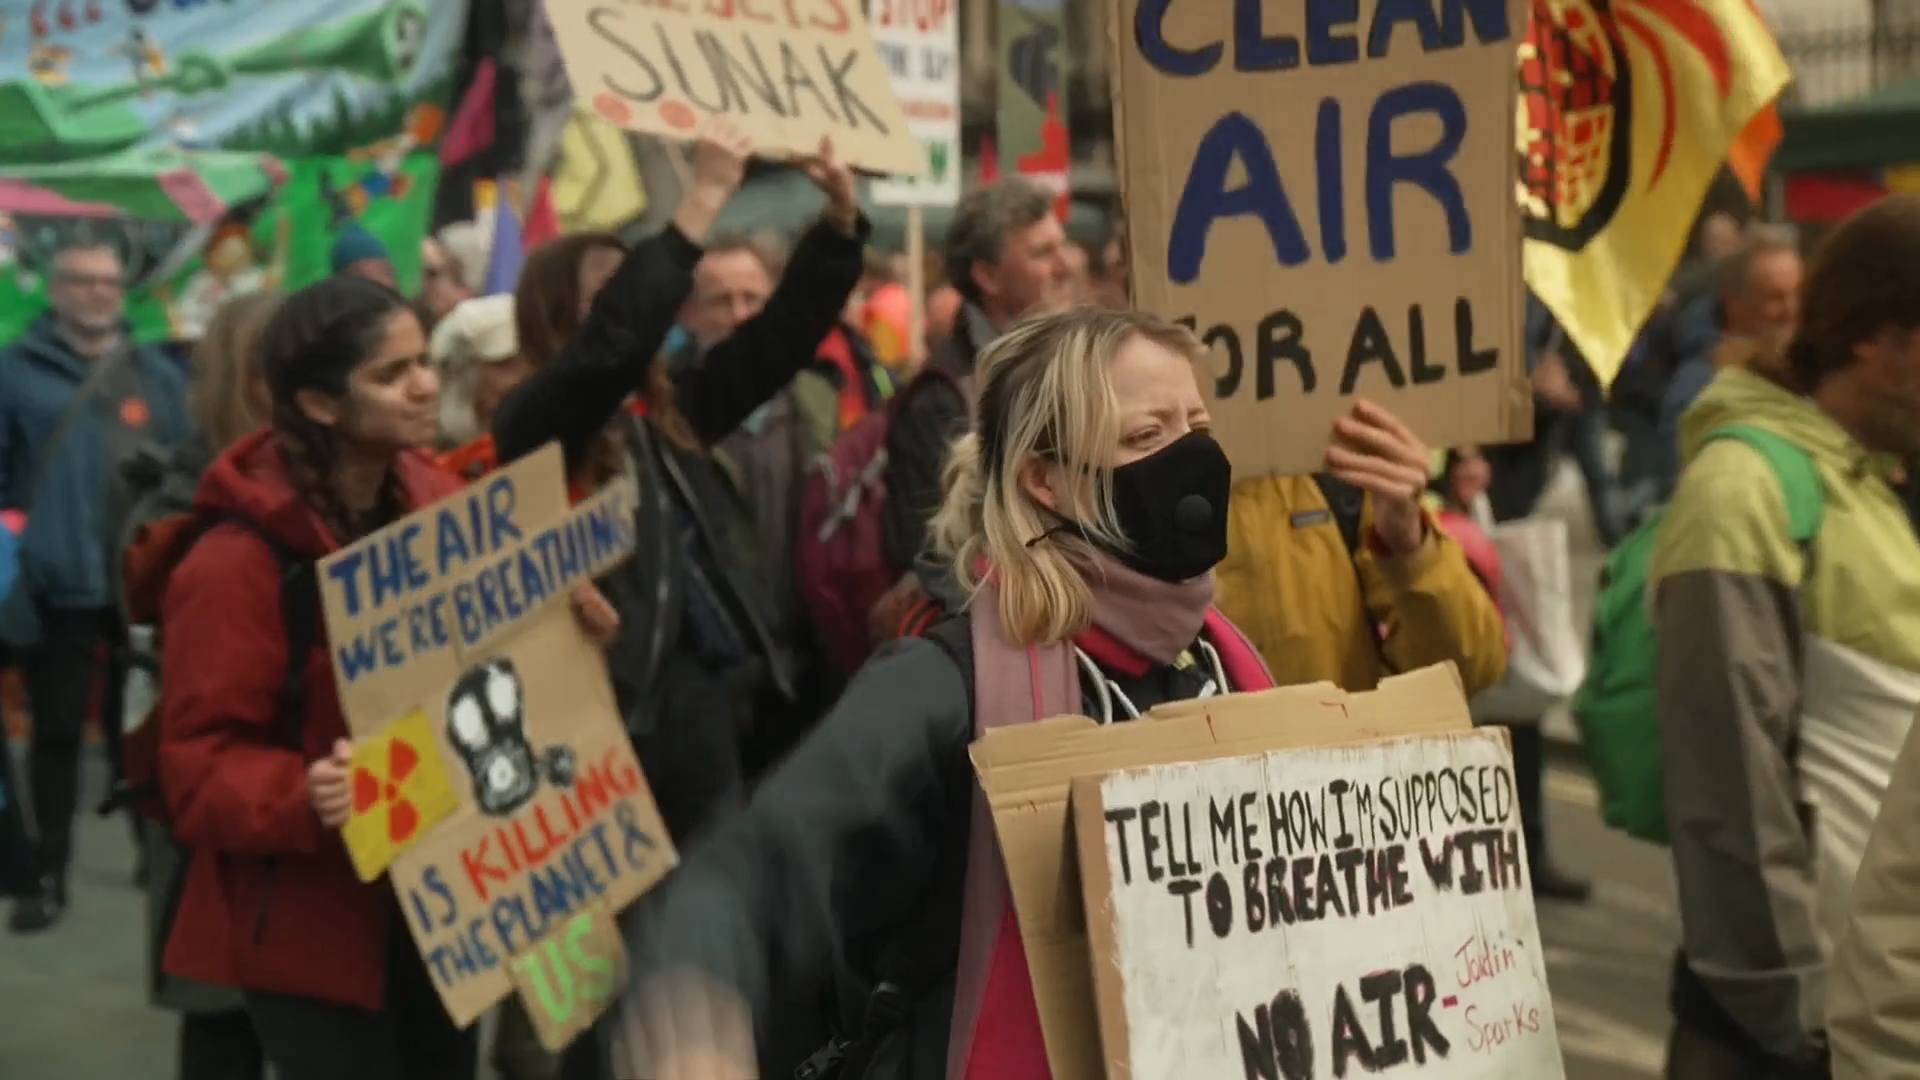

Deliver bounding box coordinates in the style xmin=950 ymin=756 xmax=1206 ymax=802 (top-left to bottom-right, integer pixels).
xmin=1109 ymin=0 xmax=1532 ymax=478
xmin=868 ymin=0 xmax=961 ymax=206
xmin=317 ymin=444 xmax=676 ymax=1050
xmin=1075 ymin=730 xmax=1565 ymax=1079
xmin=547 ymin=0 xmax=926 ymax=177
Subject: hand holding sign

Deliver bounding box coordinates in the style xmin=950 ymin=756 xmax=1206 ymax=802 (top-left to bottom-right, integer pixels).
xmin=570 ymin=583 xmax=620 ymax=648
xmin=689 ymin=121 xmax=752 ymax=197
xmin=675 ymin=122 xmax=754 ymax=243
xmin=798 ymin=137 xmax=859 ymax=234
xmin=308 ymin=738 xmax=354 ymax=829
xmin=1324 ymin=401 xmax=1429 ymax=556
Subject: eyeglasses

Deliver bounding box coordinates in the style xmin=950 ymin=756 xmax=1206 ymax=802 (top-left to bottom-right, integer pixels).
xmin=55 ymin=271 xmax=123 ymax=290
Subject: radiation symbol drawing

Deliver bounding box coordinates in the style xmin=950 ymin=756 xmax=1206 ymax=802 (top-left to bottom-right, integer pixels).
xmin=353 ymin=737 xmax=430 ymax=844
xmin=340 ymin=708 xmax=459 ymax=882
xmin=1517 ymin=0 xmax=1634 ymax=251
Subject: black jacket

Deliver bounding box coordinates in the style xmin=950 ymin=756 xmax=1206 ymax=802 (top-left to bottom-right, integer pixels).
xmin=492 ymin=215 xmax=868 ymax=841
xmin=628 ymin=616 xmax=1245 ymax=1080
xmin=878 ymin=305 xmax=993 ymax=577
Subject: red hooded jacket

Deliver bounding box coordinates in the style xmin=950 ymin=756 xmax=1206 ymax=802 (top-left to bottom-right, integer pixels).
xmin=158 ymin=430 xmax=461 ymax=1009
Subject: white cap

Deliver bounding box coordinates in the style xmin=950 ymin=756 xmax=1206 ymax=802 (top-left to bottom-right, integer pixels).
xmin=437 ymin=219 xmax=493 ymax=294
xmin=430 ymin=294 xmax=517 ymax=373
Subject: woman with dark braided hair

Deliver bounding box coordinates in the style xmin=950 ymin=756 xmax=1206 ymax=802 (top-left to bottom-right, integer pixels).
xmin=147 ymin=274 xmax=619 ymax=1079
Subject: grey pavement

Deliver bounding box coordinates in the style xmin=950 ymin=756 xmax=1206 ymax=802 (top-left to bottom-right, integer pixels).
xmin=0 ymin=463 xmax=1676 ymax=1079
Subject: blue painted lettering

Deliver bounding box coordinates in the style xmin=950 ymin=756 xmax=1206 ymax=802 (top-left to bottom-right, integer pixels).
xmin=326 ymin=552 xmax=367 ymax=618
xmin=1306 ymin=0 xmax=1360 ymax=65
xmin=1315 ymin=99 xmax=1347 ymax=262
xmin=1235 ymin=0 xmax=1301 ymax=71
xmin=1366 ymin=81 xmax=1470 ymax=261
xmin=435 ymin=506 xmax=472 ymax=575
xmin=334 ymin=633 xmax=380 ymax=683
xmin=1165 ymin=81 xmax=1471 ymax=284
xmin=1169 ymin=112 xmax=1309 ymax=286
xmin=1134 ymin=0 xmax=1221 ymax=77
xmin=485 ymin=475 xmax=522 ymax=549
xmin=1135 ymin=0 xmax=1509 ymax=79
xmin=377 ymin=619 xmax=404 ymax=667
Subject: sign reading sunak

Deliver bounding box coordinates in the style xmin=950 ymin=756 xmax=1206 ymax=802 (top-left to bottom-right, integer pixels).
xmin=1112 ymin=0 xmax=1531 ymax=478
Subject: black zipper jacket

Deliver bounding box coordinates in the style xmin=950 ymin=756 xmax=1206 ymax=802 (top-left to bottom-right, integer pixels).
xmin=625 ymin=615 xmax=1241 ymax=1080
xmin=492 ymin=214 xmax=869 ymax=841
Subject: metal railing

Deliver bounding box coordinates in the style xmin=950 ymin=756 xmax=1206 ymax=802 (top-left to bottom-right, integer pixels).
xmin=1775 ymin=13 xmax=1920 ymax=108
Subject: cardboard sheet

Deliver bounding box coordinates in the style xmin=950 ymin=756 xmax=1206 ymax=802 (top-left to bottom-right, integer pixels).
xmin=971 ymin=663 xmax=1476 ymax=1079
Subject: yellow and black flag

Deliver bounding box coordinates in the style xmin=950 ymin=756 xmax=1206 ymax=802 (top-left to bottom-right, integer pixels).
xmin=1520 ymin=0 xmax=1790 ymax=382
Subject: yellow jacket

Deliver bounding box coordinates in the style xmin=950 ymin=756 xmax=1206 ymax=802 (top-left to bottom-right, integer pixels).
xmin=1215 ymin=475 xmax=1507 ymax=695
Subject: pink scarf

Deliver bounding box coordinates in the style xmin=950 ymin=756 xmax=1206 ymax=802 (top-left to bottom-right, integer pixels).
xmin=1085 ymin=553 xmax=1215 ymax=666
xmin=947 ymin=559 xmax=1271 ymax=1080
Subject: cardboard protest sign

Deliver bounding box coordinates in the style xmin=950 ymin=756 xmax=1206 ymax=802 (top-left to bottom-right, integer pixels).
xmin=868 ymin=0 xmax=961 ymax=206
xmin=318 ymin=444 xmax=678 ymax=1036
xmin=1109 ymin=0 xmax=1532 ymax=478
xmin=508 ymin=902 xmax=632 ymax=1052
xmin=971 ymin=663 xmax=1528 ymax=1078
xmin=1075 ymin=729 xmax=1563 ymax=1078
xmin=548 ymin=0 xmax=925 ymax=177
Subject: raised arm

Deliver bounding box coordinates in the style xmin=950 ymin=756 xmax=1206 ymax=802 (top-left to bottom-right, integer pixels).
xmin=675 ymin=142 xmax=869 ymax=445
xmin=492 ymin=129 xmax=753 ymax=470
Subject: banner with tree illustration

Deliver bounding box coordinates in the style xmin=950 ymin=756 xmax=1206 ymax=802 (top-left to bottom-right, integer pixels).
xmin=0 ymin=0 xmax=465 ymax=344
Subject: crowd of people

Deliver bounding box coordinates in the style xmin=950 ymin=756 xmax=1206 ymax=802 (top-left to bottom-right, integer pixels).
xmin=5 ymin=127 xmax=1920 ymax=1080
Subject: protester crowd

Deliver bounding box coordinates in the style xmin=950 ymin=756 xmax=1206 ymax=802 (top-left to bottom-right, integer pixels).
xmin=6 ymin=127 xmax=1920 ymax=1080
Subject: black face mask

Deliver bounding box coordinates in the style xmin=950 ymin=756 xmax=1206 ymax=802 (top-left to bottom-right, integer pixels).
xmin=1089 ymin=431 xmax=1233 ymax=582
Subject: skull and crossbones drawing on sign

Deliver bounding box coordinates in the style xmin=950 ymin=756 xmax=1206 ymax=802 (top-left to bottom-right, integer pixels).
xmin=446 ymin=657 xmax=576 ymax=817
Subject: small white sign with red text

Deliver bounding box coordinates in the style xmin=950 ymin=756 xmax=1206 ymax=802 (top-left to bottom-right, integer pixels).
xmin=867 ymin=0 xmax=960 ymax=206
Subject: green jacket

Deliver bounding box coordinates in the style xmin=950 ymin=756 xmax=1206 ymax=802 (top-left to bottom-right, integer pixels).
xmin=1650 ymin=366 xmax=1920 ymax=1061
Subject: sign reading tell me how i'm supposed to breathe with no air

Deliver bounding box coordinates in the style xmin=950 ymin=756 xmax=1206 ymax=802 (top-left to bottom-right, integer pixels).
xmin=548 ymin=0 xmax=926 ymax=177
xmin=317 ymin=443 xmax=678 ymax=1049
xmin=1074 ymin=729 xmax=1565 ymax=1079
xmin=1111 ymin=0 xmax=1532 ymax=478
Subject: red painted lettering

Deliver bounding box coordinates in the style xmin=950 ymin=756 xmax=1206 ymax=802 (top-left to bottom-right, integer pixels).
xmin=1453 ymin=932 xmax=1516 ymax=989
xmin=533 ymin=803 xmax=568 ymax=854
xmin=607 ymin=746 xmax=642 ymax=797
xmin=810 ymin=0 xmax=849 ymax=32
xmin=460 ymin=836 xmax=511 ymax=902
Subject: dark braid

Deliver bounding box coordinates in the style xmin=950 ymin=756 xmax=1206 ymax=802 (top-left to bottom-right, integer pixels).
xmin=258 ymin=275 xmax=415 ymax=543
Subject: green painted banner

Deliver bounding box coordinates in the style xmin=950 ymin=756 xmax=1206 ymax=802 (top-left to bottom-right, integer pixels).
xmin=0 ymin=0 xmax=465 ymax=343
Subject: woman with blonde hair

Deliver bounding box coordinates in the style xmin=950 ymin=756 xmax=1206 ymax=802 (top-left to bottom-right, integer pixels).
xmin=610 ymin=306 xmax=1278 ymax=1080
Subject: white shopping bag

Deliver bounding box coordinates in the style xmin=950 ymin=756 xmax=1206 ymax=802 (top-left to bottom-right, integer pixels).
xmin=1472 ymin=517 xmax=1586 ymax=722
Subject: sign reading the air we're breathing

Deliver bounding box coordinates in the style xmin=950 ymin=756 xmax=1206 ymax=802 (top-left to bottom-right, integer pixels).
xmin=317 ymin=444 xmax=677 ymax=1048
xmin=1076 ymin=730 xmax=1565 ymax=1079
xmin=1111 ymin=0 xmax=1531 ymax=478
xmin=548 ymin=0 xmax=926 ymax=176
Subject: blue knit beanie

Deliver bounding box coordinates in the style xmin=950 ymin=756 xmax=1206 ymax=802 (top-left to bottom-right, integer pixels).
xmin=330 ymin=222 xmax=391 ymax=274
